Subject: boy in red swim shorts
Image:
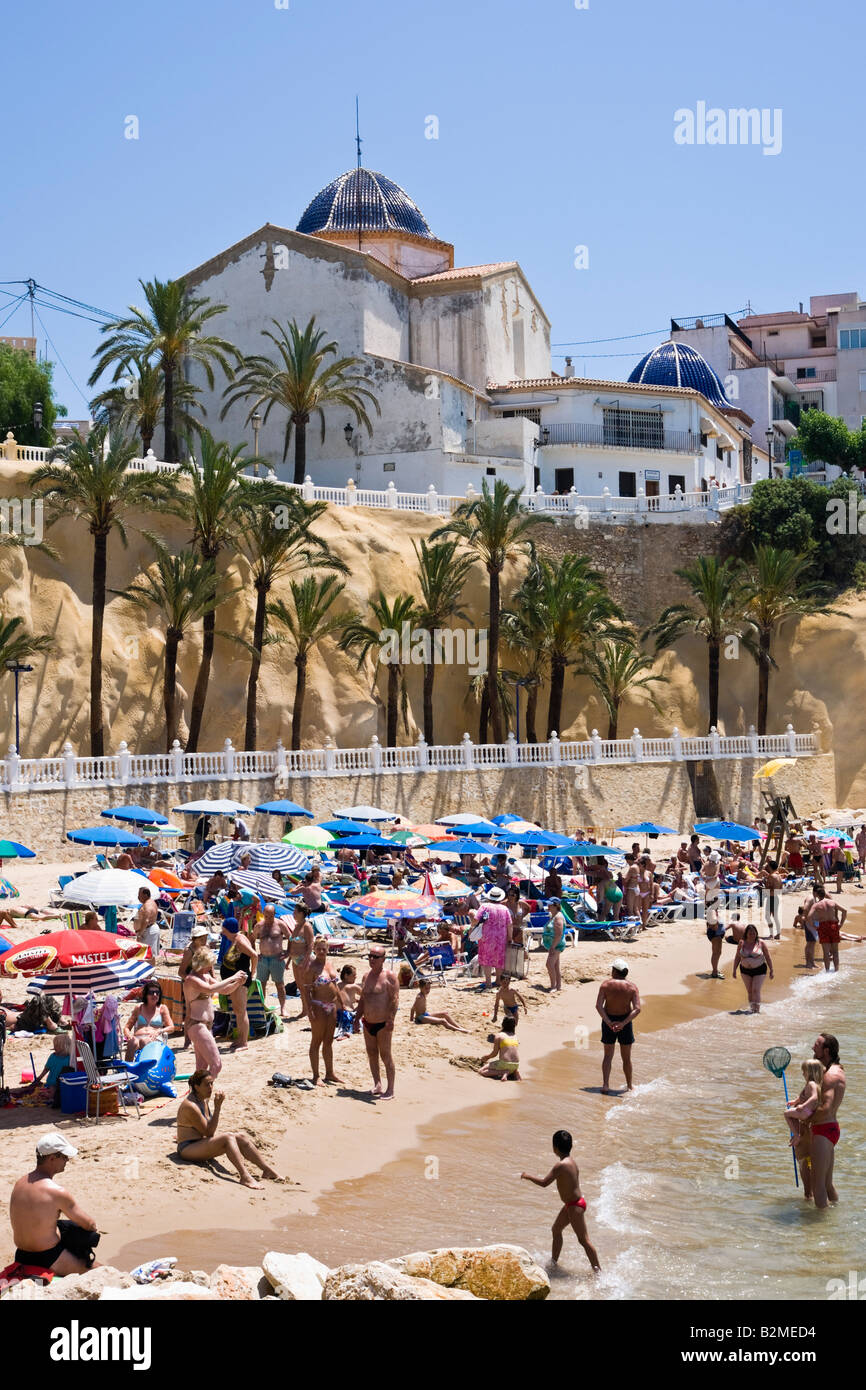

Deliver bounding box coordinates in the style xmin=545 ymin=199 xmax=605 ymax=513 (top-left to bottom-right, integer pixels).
xmin=521 ymin=1130 xmax=600 ymax=1271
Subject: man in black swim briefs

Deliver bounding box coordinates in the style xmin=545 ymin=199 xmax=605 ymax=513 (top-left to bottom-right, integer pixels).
xmin=595 ymin=959 xmax=642 ymax=1095
xmin=9 ymin=1134 xmax=99 ymax=1277
xmin=354 ymin=947 xmax=400 ymax=1099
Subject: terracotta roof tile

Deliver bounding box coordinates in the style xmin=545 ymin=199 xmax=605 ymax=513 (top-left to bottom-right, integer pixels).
xmin=412 ymin=261 xmax=516 ymax=284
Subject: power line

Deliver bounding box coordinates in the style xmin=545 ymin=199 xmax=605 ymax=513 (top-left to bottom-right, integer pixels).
xmin=0 ymin=291 xmax=29 ymax=333
xmin=32 ymin=306 xmax=93 ymax=413
xmin=552 ymin=327 xmax=667 ymax=346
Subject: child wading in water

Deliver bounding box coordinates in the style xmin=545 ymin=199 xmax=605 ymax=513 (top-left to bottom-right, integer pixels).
xmin=784 ymin=1059 xmax=824 ymax=1197
xmin=409 ymin=978 xmax=469 ymax=1032
xmin=521 ymin=1130 xmax=600 ymax=1271
xmin=478 ymin=1014 xmax=521 ymax=1079
xmin=492 ymin=972 xmax=527 ymax=1023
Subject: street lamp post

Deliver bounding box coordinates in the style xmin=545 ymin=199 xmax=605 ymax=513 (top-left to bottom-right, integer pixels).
xmin=5 ymin=661 xmax=33 ymax=754
xmin=765 ymin=426 xmax=774 ymax=479
xmin=251 ymin=411 xmax=261 ymax=477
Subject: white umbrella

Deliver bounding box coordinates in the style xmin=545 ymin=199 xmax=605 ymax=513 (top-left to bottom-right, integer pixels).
xmin=435 ymin=812 xmax=492 ymax=827
xmin=173 ymin=799 xmax=254 ymax=815
xmin=331 ymin=804 xmax=394 ymax=822
xmin=61 ymin=869 xmax=151 ymax=907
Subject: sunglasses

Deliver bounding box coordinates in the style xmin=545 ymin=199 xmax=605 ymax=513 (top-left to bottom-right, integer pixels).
xmin=368 ymin=953 xmax=385 ymax=960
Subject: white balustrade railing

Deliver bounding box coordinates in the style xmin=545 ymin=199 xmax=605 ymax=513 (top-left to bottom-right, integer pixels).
xmin=0 ymin=726 xmax=817 ymax=793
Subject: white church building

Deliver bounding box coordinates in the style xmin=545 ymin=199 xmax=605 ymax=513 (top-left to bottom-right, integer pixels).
xmin=183 ymin=166 xmax=758 ymax=501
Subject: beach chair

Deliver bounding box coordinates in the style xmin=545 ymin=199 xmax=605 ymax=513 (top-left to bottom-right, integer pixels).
xmin=77 ymin=1040 xmax=141 ymax=1123
xmin=225 ymin=980 xmax=282 ymax=1040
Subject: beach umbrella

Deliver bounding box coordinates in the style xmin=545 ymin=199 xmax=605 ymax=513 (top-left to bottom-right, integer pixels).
xmin=559 ymin=841 xmax=613 ymax=858
xmin=254 ymin=800 xmax=313 ymax=817
xmin=426 ymin=838 xmax=495 ymax=857
xmin=331 ymin=804 xmax=394 ymax=822
xmin=410 ymin=873 xmax=468 ymax=899
xmin=332 ymin=834 xmax=396 ymax=850
xmin=0 ymin=839 xmax=36 ymax=859
xmin=318 ymin=819 xmax=378 ymax=836
xmin=28 ymin=955 xmax=154 ymax=995
xmin=66 ymin=826 xmax=149 ymax=847
xmin=753 ymin=759 xmax=797 ymax=780
xmin=172 ymin=799 xmax=254 ymax=815
xmin=762 ymin=1046 xmax=799 ymax=1187
xmin=694 ymin=821 xmax=759 ymax=842
xmin=447 ymin=819 xmax=500 ymax=837
xmin=187 ymin=841 xmax=238 ymax=874
xmin=0 ymin=878 xmax=19 ymax=899
xmin=408 ymin=823 xmax=451 ymax=840
xmin=227 ymin=869 xmax=292 ymax=901
xmin=616 ymin=822 xmax=679 ymax=836
xmin=101 ymin=805 xmax=170 ymax=826
xmin=490 ymin=813 xmax=538 ymax=828
xmin=243 ymin=843 xmax=309 ymax=874
xmin=0 ymin=929 xmax=146 ymax=978
xmin=353 ymin=889 xmax=440 ymax=919
xmin=493 ymin=830 xmax=562 ymax=849
xmin=386 ymin=830 xmax=430 ymax=848
xmin=283 ymin=826 xmax=335 ymax=851
xmin=436 ymin=812 xmax=494 ymax=827
xmin=60 ymin=869 xmax=151 ymax=907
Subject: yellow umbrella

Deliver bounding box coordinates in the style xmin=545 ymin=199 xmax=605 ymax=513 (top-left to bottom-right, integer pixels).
xmin=753 ymin=758 xmax=797 ymax=780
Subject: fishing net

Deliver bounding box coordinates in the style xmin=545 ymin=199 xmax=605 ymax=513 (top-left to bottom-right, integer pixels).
xmin=762 ymin=1046 xmax=791 ymax=1078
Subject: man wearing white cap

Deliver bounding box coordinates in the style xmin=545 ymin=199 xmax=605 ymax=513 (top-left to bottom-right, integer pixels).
xmin=9 ymin=1134 xmax=99 ymax=1275
xmin=595 ymin=959 xmax=641 ymax=1095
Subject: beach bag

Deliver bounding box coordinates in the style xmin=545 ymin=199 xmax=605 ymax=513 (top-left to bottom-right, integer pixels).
xmin=503 ymin=944 xmax=526 ymax=979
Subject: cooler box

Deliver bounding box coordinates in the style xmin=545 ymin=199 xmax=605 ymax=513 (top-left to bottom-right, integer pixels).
xmin=60 ymin=1072 xmax=88 ymax=1114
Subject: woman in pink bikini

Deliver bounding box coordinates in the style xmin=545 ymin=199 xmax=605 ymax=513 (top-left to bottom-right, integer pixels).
xmin=301 ymin=939 xmax=345 ymax=1086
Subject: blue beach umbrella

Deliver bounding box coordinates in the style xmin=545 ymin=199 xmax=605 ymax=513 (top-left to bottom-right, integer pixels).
xmin=101 ymin=805 xmax=170 ymax=826
xmin=447 ymin=819 xmax=500 ymax=837
xmin=426 ymin=838 xmax=495 ymax=857
xmin=244 ymin=843 xmax=309 ymax=875
xmin=318 ymin=819 xmax=378 ymax=836
xmin=332 ymin=834 xmax=395 ymax=850
xmin=66 ymin=826 xmax=149 ymax=847
xmin=0 ymin=840 xmax=36 ymax=859
xmin=694 ymin=821 xmax=759 ymax=842
xmin=254 ymin=800 xmax=313 ymax=817
xmin=616 ymin=822 xmax=678 ymax=836
xmin=559 ymin=841 xmax=614 ymax=857
xmin=490 ymin=813 xmax=529 ymax=827
xmin=493 ymin=830 xmax=562 ymax=849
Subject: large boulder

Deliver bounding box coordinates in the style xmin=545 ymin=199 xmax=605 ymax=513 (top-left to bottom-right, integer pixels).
xmin=209 ymin=1265 xmax=269 ymax=1300
xmin=99 ymin=1282 xmax=218 ymax=1300
xmin=389 ymin=1246 xmax=549 ymax=1300
xmin=262 ymin=1251 xmax=330 ymax=1301
xmin=322 ymin=1262 xmax=479 ymax=1301
xmin=0 ymin=1267 xmax=134 ymax=1301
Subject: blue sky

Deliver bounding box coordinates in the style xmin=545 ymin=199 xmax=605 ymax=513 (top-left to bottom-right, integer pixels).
xmin=2 ymin=0 xmax=862 ymax=415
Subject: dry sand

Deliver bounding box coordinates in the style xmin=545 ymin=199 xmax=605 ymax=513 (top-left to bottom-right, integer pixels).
xmin=1 ymin=852 xmax=863 ymax=1272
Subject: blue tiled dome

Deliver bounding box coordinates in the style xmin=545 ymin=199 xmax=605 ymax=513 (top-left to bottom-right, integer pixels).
xmin=297 ymin=168 xmax=435 ymax=239
xmin=628 ymin=341 xmax=730 ymax=408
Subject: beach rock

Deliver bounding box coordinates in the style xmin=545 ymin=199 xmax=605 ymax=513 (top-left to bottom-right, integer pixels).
xmin=209 ymin=1264 xmax=268 ymax=1300
xmin=389 ymin=1245 xmax=549 ymax=1300
xmin=43 ymin=1266 xmax=136 ymax=1300
xmin=262 ymin=1251 xmax=330 ymax=1301
xmin=0 ymin=1279 xmax=49 ymax=1300
xmin=99 ymin=1281 xmax=218 ymax=1301
xmin=322 ymin=1262 xmax=479 ymax=1301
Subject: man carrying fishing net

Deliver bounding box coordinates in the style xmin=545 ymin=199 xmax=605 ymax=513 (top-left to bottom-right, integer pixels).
xmin=810 ymin=1034 xmax=846 ymax=1210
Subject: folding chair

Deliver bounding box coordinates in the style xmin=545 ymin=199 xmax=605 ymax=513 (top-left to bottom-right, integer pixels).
xmin=77 ymin=1040 xmax=140 ymax=1123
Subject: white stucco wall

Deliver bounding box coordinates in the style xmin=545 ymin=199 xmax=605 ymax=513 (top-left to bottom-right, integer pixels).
xmin=481 ymin=271 xmax=551 ymax=385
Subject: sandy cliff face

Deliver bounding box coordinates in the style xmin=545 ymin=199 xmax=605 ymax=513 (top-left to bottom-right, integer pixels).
xmin=0 ymin=459 xmax=859 ymax=799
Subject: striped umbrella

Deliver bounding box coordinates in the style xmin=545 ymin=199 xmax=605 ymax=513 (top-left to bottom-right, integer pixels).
xmin=228 ymin=869 xmax=293 ymax=901
xmin=188 ymin=841 xmax=238 ymax=874
xmin=242 ymin=843 xmax=309 ymax=874
xmin=28 ymin=955 xmax=154 ymax=994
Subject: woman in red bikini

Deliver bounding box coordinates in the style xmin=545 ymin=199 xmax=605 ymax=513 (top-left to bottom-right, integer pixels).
xmin=521 ymin=1129 xmax=600 ymax=1271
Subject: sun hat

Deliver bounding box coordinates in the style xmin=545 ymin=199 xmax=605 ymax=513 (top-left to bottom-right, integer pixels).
xmin=708 ymin=851 xmax=721 ymax=863
xmin=190 ymin=922 xmax=209 ymax=938
xmin=36 ymin=1133 xmax=78 ymax=1159
xmin=611 ymin=957 xmax=629 ymax=974
xmin=484 ymin=886 xmax=507 ymax=902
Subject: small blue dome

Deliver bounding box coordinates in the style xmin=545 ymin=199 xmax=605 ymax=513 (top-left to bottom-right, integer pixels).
xmin=297 ymin=168 xmax=435 ymax=239
xmin=628 ymin=341 xmax=730 ymax=408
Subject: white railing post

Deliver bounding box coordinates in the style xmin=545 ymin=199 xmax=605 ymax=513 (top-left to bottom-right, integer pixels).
xmin=591 ymin=728 xmax=602 ymax=762
xmin=735 ymin=481 xmax=743 ymax=503
xmin=637 ymin=487 xmax=647 ymax=515
xmin=426 ymin=485 xmax=438 ymax=514
xmin=568 ymin=487 xmax=580 ymax=512
xmin=709 ymin=726 xmax=721 ymax=758
xmin=786 ymin=723 xmax=797 ymax=756
xmin=416 ymin=734 xmax=428 ymax=769
xmin=631 ymin=728 xmax=644 ymax=762
xmin=672 ymin=726 xmax=683 ymax=760
xmin=63 ymin=741 xmax=77 ymax=788
xmin=465 ymin=483 xmax=476 ymax=503
xmin=370 ymin=735 xmax=383 ymax=772
xmin=346 ymin=478 xmax=357 ymax=507
xmin=602 ymin=487 xmax=612 ymax=513
xmin=535 ymin=484 xmax=546 ymax=513
xmin=549 ymin=731 xmax=561 ymax=766
xmin=324 ymin=737 xmax=336 ymax=774
xmin=303 ymin=475 xmax=314 ymax=502
xmin=708 ymin=483 xmax=720 ymax=513
xmin=6 ymin=745 xmax=20 ymax=791
xmin=171 ymin=739 xmax=184 ymax=781
xmin=117 ymin=741 xmax=130 ymax=784
xmin=674 ymin=484 xmax=684 ymax=510
xmin=386 ymin=483 xmax=397 ymax=509
xmin=748 ymin=724 xmax=759 ymax=757
xmin=506 ymin=732 xmax=518 ymax=766
xmin=275 ymin=738 xmax=287 ymax=775
xmin=223 ymin=737 xmax=235 ymax=778
xmin=461 ymin=732 xmax=474 ymax=769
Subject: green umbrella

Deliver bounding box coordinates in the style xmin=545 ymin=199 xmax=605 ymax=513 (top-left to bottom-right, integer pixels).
xmin=283 ymin=826 xmax=334 ymax=851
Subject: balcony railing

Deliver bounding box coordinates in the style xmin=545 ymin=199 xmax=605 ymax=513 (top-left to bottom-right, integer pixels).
xmin=542 ymin=422 xmax=702 ymax=455
xmin=792 ymin=370 xmax=836 ymax=385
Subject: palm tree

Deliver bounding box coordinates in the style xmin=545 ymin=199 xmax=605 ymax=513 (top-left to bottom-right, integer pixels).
xmin=412 ymin=538 xmax=474 ymax=744
xmin=466 ymin=670 xmax=516 ymax=745
xmin=91 ymin=358 xmax=205 ymax=457
xmin=269 ymin=576 xmax=355 ymax=751
xmin=115 ymin=547 xmax=228 ymax=750
xmin=432 ymin=481 xmax=544 ymax=743
xmin=221 ymin=317 xmax=381 ymax=485
xmin=531 ymin=555 xmax=621 ymax=739
xmin=577 ymin=636 xmax=668 ymax=740
xmin=0 ymin=614 xmax=52 ymax=746
xmin=648 ymin=555 xmax=745 ymax=733
xmin=501 ymin=560 xmax=549 ymax=743
xmin=339 ymin=592 xmax=418 ymax=747
xmin=739 ymin=545 xmax=842 ymax=735
xmin=237 ymin=494 xmax=347 ymax=750
xmin=176 ymin=431 xmax=276 ymax=751
xmin=32 ymin=426 xmax=177 ymax=756
xmin=89 ymin=278 xmax=239 ymax=462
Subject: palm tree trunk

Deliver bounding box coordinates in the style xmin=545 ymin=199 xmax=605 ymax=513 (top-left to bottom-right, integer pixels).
xmin=386 ymin=664 xmax=399 ymax=747
xmin=708 ymin=638 xmax=721 ymax=732
xmin=757 ymin=628 xmax=771 ymax=736
xmin=479 ymin=681 xmax=490 ymax=743
xmin=546 ymin=654 xmax=566 ymax=739
xmin=608 ymin=701 xmax=619 ymax=741
xmin=525 ymin=684 xmax=538 ymax=744
xmin=164 ymin=629 xmax=180 ymax=752
xmin=90 ymin=531 xmax=108 ymax=758
xmin=293 ymin=418 xmax=307 ymax=487
xmin=291 ymin=652 xmax=307 ymax=752
xmin=244 ymin=585 xmax=267 ymax=751
xmin=487 ymin=566 xmax=502 ymax=742
xmin=163 ymin=362 xmax=176 ymax=463
xmin=423 ymin=660 xmax=435 ymax=744
xmin=141 ymin=424 xmax=154 ymax=456
xmin=186 ymin=609 xmax=215 ymax=752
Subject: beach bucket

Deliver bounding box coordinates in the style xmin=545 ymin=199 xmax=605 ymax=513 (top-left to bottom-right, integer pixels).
xmin=59 ymin=1072 xmax=89 ymax=1114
